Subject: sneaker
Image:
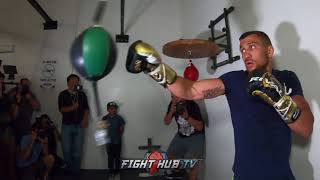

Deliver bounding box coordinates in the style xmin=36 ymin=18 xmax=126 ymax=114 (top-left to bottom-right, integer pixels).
xmin=165 ymin=170 xmax=183 ymax=179
xmin=113 ymin=173 xmax=120 ymax=180
xmin=108 ymin=171 xmax=114 ymax=179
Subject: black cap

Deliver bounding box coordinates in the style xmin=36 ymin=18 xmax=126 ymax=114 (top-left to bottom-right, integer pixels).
xmin=107 ymin=101 xmax=118 ymax=108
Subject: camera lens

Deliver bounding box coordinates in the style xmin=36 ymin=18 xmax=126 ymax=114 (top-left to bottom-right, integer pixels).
xmin=176 ymin=101 xmax=186 ymax=115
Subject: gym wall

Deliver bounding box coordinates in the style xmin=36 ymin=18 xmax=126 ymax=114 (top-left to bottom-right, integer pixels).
xmin=181 ymin=0 xmax=320 ymax=180
xmin=1 ymin=0 xmax=319 ymax=179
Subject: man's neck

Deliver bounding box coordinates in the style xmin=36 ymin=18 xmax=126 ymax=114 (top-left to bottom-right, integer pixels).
xmin=265 ymin=60 xmax=273 ymax=73
xmin=68 ymin=88 xmax=76 ymax=94
xmin=109 ymin=113 xmax=116 ymax=118
xmin=266 ymin=65 xmax=273 ymax=73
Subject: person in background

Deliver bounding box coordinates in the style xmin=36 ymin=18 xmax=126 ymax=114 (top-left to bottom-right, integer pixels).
xmin=0 ymin=71 xmax=16 ymax=180
xmin=102 ymin=101 xmax=125 ymax=178
xmin=16 ymin=128 xmax=55 ymax=180
xmin=32 ymin=114 xmax=66 ymax=170
xmin=11 ymin=78 xmax=40 ymax=144
xmin=58 ymin=74 xmax=89 ymax=176
xmin=164 ymin=94 xmax=205 ymax=180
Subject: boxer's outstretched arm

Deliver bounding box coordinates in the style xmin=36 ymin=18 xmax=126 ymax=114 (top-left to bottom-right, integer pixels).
xmin=168 ymin=76 xmax=225 ymax=100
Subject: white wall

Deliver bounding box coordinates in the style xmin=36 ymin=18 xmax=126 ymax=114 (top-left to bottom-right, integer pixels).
xmin=77 ymin=0 xmax=183 ymax=169
xmin=181 ymin=0 xmax=320 ymax=180
xmin=1 ymin=0 xmax=183 ymax=170
xmin=2 ymin=0 xmax=320 ymax=179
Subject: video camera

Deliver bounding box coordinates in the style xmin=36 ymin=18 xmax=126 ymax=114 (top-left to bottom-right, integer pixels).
xmin=33 ymin=117 xmax=55 ymax=142
xmin=176 ymin=101 xmax=187 ymax=115
xmin=35 ymin=116 xmax=55 ymax=129
xmin=3 ymin=65 xmax=17 ymax=81
xmin=36 ymin=129 xmax=50 ymax=139
xmin=1 ymin=65 xmax=19 ymax=87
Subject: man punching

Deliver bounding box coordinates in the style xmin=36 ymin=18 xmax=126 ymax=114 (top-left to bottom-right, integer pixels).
xmin=126 ymin=31 xmax=314 ymax=180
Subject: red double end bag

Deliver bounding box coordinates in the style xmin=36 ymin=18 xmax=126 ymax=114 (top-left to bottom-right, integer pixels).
xmin=184 ymin=60 xmax=199 ymax=81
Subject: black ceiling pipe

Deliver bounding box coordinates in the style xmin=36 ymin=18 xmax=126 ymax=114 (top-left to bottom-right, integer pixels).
xmin=27 ymin=0 xmax=58 ymax=30
xmin=116 ymin=0 xmax=129 ymax=43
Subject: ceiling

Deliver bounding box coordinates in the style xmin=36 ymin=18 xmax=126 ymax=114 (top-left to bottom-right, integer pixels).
xmin=0 ymin=0 xmax=47 ymax=41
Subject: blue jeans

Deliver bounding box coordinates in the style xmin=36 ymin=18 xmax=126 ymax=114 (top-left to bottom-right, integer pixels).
xmin=61 ymin=124 xmax=84 ymax=174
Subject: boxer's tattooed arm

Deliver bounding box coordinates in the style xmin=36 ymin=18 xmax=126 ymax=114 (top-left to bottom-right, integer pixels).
xmin=202 ymin=86 xmax=223 ymax=99
xmin=202 ymin=83 xmax=225 ymax=99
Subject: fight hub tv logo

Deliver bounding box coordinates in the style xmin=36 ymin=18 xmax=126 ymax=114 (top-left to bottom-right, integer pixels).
xmin=121 ymin=151 xmax=201 ymax=173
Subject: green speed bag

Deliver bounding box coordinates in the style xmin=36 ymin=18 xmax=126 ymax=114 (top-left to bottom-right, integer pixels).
xmin=71 ymin=26 xmax=111 ymax=81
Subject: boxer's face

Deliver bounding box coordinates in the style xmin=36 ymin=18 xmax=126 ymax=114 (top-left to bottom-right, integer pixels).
xmin=240 ymin=34 xmax=274 ymax=73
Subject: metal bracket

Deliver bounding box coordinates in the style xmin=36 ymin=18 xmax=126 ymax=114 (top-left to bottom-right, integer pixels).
xmin=27 ymin=0 xmax=58 ymax=30
xmin=116 ymin=0 xmax=129 ymax=43
xmin=209 ymin=6 xmax=240 ymax=70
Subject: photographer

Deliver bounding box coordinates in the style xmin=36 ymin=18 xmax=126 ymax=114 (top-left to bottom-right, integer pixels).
xmin=164 ymin=93 xmax=205 ymax=180
xmin=10 ymin=78 xmax=40 ymax=143
xmin=16 ymin=128 xmax=55 ymax=180
xmin=32 ymin=114 xmax=66 ymax=169
xmin=33 ymin=114 xmax=58 ymax=154
xmin=0 ymin=72 xmax=16 ymax=180
xmin=58 ymin=74 xmax=89 ymax=176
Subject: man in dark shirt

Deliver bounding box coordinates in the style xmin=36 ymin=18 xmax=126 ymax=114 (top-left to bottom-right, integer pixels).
xmin=164 ymin=94 xmax=205 ymax=180
xmin=11 ymin=78 xmax=40 ymax=143
xmin=126 ymin=31 xmax=314 ymax=180
xmin=58 ymin=74 xmax=89 ymax=175
xmin=102 ymin=101 xmax=125 ymax=177
xmin=0 ymin=72 xmax=16 ymax=180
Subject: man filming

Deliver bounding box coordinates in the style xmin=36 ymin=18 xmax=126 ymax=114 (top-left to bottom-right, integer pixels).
xmin=0 ymin=72 xmax=17 ymax=180
xmin=16 ymin=127 xmax=55 ymax=180
xmin=10 ymin=78 xmax=40 ymax=143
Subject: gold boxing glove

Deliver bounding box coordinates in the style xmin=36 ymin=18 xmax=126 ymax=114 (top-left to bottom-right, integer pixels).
xmin=248 ymin=70 xmax=301 ymax=123
xmin=126 ymin=40 xmax=177 ymax=87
